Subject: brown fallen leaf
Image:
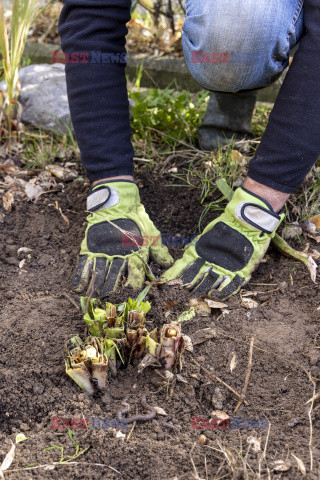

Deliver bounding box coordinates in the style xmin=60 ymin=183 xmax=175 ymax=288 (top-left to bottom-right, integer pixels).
xmin=25 ymin=182 xmax=43 ymax=201
xmin=204 ymin=299 xmax=228 ymax=309
xmin=164 ymin=301 xmax=178 ymax=310
xmin=229 ymin=352 xmax=238 ymax=373
xmin=291 ymin=454 xmax=306 ymax=475
xmin=154 ymin=406 xmax=168 ymax=416
xmin=310 ymin=213 xmax=320 ymax=229
xmin=247 ymin=436 xmax=261 ymax=452
xmin=2 ymin=191 xmax=14 ymax=212
xmin=191 ymin=328 xmax=217 ymax=345
xmin=230 ymin=149 xmax=245 ymax=165
xmin=273 ymin=460 xmax=292 ymax=473
xmin=241 ymin=297 xmax=259 ymax=309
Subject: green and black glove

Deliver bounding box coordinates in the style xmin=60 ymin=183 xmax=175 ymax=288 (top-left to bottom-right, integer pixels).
xmin=163 ymin=187 xmax=284 ymax=299
xmin=72 ymin=181 xmax=173 ymax=297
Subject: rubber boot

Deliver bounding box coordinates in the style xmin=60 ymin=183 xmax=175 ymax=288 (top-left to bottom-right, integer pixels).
xmin=198 ymin=90 xmax=258 ymax=152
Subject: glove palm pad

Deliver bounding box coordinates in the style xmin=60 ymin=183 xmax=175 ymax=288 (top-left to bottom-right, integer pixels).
xmin=72 ymin=181 xmax=173 ymax=297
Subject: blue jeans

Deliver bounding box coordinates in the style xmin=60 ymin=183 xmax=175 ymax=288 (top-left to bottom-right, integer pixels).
xmin=183 ymin=0 xmax=304 ymax=92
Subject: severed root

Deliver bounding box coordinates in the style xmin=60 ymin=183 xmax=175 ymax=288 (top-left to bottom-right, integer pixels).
xmin=273 ymin=233 xmax=318 ymax=283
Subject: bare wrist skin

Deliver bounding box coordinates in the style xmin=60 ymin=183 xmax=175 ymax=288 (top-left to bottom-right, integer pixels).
xmin=92 ymin=175 xmax=134 ymax=187
xmin=244 ymin=177 xmax=289 ymax=212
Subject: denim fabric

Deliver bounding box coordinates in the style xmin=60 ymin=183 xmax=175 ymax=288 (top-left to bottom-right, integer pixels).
xmin=183 ymin=0 xmax=304 ymax=92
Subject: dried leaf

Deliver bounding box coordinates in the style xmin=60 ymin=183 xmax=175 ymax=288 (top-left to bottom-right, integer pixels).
xmin=273 ymin=460 xmax=292 ymax=473
xmin=182 ymin=334 xmax=193 ymax=352
xmin=204 ymin=299 xmax=228 ymax=309
xmin=242 ymin=297 xmax=259 ymax=309
xmin=154 ymin=406 xmax=168 ymax=416
xmin=291 ymin=454 xmax=306 ymax=475
xmin=210 ymin=410 xmax=229 ymax=420
xmin=176 ymin=374 xmax=188 ymax=384
xmin=19 ymin=259 xmax=26 ymax=269
xmin=166 ymin=278 xmax=183 ymax=286
xmin=247 ymin=436 xmax=261 ymax=452
xmin=230 ymin=353 xmax=237 ymax=373
xmin=137 ymin=353 xmax=161 ymax=374
xmin=230 ymin=149 xmax=244 ymax=164
xmin=273 ymin=233 xmax=318 ymax=283
xmin=46 ymin=164 xmax=77 ymax=181
xmin=164 ymin=301 xmax=178 ymax=310
xmin=2 ymin=192 xmax=14 ymax=212
xmin=241 ymin=291 xmax=259 ymax=297
xmin=191 ymin=328 xmax=217 ymax=345
xmin=25 ymin=183 xmax=43 ymax=201
xmin=310 ymin=214 xmax=320 ymax=229
xmin=17 ymin=247 xmax=32 ymax=255
xmin=59 ymin=208 xmax=69 ymax=225
xmin=0 ymin=442 xmax=15 ymax=473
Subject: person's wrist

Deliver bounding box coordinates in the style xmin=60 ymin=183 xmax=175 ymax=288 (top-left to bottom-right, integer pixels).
xmin=243 ymin=177 xmax=289 ymax=212
xmin=92 ymin=175 xmax=134 ymax=187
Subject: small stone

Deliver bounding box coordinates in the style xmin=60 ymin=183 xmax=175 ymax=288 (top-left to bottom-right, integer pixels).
xmin=212 ymin=387 xmax=224 ymax=410
xmin=199 ymin=434 xmax=208 ymax=445
xmin=278 ymin=281 xmax=288 ymax=293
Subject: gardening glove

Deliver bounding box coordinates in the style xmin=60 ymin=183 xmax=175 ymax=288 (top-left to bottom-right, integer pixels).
xmin=163 ymin=187 xmax=284 ymax=299
xmin=72 ymin=181 xmax=174 ymax=297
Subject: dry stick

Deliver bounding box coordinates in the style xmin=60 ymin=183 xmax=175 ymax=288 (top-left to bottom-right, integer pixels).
xmin=307 ymin=372 xmax=316 ymax=472
xmin=191 ymin=357 xmax=246 ymax=405
xmin=85 ymin=271 xmax=96 ymax=315
xmin=126 ymin=421 xmax=137 ymax=442
xmin=7 ymin=461 xmax=122 ymax=475
xmin=234 ymin=336 xmax=254 ymax=414
xmin=61 ymin=292 xmax=80 ymax=310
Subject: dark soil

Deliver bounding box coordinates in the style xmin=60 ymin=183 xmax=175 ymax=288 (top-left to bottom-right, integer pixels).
xmin=0 ymin=170 xmax=320 ymax=479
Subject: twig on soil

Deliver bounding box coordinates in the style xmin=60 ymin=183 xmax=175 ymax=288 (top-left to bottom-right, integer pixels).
xmin=258 ymin=420 xmax=271 ymax=476
xmin=126 ymin=421 xmax=136 ymax=442
xmin=85 ymin=271 xmax=96 ymax=315
xmin=307 ymin=372 xmax=316 ymax=471
xmin=189 ymin=443 xmax=205 ymax=480
xmin=61 ymin=292 xmax=80 ymax=310
xmin=234 ymin=336 xmax=254 ymax=414
xmin=191 ymin=358 xmax=246 ymax=404
xmin=7 ymin=461 xmax=122 ymax=475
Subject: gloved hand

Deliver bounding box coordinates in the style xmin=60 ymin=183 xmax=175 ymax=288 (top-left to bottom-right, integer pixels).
xmin=163 ymin=187 xmax=284 ymax=299
xmin=72 ymin=181 xmax=173 ymax=297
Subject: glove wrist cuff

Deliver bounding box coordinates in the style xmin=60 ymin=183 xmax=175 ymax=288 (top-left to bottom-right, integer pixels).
xmin=87 ymin=181 xmax=139 ymax=212
xmin=231 ymin=188 xmax=284 ymax=234
xmin=87 ymin=186 xmax=119 ymax=212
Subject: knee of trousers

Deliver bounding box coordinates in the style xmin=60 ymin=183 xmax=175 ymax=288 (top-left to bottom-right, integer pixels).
xmin=182 ymin=8 xmax=295 ymax=93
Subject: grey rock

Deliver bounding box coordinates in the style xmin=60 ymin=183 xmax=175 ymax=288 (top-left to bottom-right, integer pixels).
xmin=0 ymin=63 xmax=71 ymax=134
xmin=1 ymin=63 xmax=134 ymax=134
